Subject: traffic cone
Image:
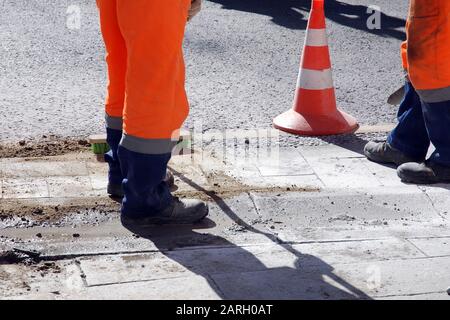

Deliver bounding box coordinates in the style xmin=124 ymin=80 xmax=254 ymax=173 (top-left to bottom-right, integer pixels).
xmin=273 ymin=0 xmax=358 ymax=136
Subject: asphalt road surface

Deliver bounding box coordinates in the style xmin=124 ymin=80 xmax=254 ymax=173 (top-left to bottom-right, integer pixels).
xmin=0 ymin=0 xmax=409 ymax=143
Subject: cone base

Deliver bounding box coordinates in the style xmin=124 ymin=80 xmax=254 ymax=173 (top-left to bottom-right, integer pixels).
xmin=273 ymin=109 xmax=359 ymax=136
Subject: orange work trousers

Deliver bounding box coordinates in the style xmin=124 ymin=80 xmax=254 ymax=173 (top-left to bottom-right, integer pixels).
xmin=97 ymin=0 xmax=191 ymax=154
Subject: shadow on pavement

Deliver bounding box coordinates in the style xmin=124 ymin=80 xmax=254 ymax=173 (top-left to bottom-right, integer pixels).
xmin=320 ymin=133 xmax=371 ymax=156
xmin=123 ymin=168 xmax=372 ymax=299
xmin=208 ymin=0 xmax=406 ymax=40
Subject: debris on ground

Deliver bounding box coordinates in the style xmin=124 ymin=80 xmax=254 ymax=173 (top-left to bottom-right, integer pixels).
xmin=0 ymin=136 xmax=90 ymax=158
xmin=328 ymin=214 xmax=357 ymax=222
xmin=0 ymin=248 xmax=41 ymax=265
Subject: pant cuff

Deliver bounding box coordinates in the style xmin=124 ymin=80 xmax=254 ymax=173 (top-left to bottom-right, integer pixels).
xmin=387 ymin=134 xmax=428 ymax=160
xmin=120 ymin=134 xmax=178 ymax=155
xmin=105 ymin=113 xmax=123 ymax=130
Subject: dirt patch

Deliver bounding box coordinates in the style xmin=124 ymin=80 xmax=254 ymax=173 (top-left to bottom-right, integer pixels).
xmin=0 ymin=248 xmax=40 ymax=265
xmin=172 ymin=167 xmax=319 ymax=202
xmin=0 ymin=197 xmax=120 ymax=224
xmin=0 ymin=136 xmax=91 ymax=158
xmin=35 ymin=262 xmax=62 ymax=274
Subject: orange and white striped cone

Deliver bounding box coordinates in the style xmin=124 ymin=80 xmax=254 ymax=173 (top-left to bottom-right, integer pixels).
xmin=273 ymin=0 xmax=359 ymax=136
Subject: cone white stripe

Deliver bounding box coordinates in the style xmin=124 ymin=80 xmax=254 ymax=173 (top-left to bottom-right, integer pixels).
xmin=304 ymin=28 xmax=328 ymax=47
xmin=296 ymin=68 xmax=334 ymax=90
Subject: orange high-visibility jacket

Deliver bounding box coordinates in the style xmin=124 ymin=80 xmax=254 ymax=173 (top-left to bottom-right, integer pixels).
xmin=401 ymin=0 xmax=450 ymax=103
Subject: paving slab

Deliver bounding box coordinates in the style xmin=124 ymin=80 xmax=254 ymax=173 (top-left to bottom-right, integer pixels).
xmin=0 ymin=158 xmax=89 ymax=178
xmin=211 ymin=267 xmax=366 ymax=300
xmin=213 ymin=255 xmax=450 ymax=300
xmin=251 ymin=189 xmax=441 ymax=230
xmin=47 ymin=176 xmax=96 ymax=198
xmin=0 ymin=260 xmax=81 ymax=299
xmin=79 ymin=275 xmax=222 ymax=300
xmin=2 ymin=177 xmax=49 ymax=199
xmin=255 ymin=148 xmax=314 ymax=177
xmin=406 ymin=236 xmax=450 ymax=257
xmin=275 ymin=224 xmax=450 ymax=244
xmin=299 ymin=145 xmax=365 ymax=160
xmin=77 ymin=238 xmax=424 ymax=288
xmin=291 ymin=238 xmax=425 ymax=265
xmin=86 ymin=161 xmax=109 ymax=191
xmin=418 ymin=185 xmax=450 ymax=219
xmin=261 ymin=175 xmax=324 ymax=189
xmin=382 ymin=292 xmax=450 ymax=300
xmin=361 ymin=160 xmax=406 ymax=187
xmin=305 ymin=157 xmax=383 ymax=188
xmin=331 ymin=256 xmax=450 ymax=298
xmin=79 ymin=252 xmax=193 ymax=287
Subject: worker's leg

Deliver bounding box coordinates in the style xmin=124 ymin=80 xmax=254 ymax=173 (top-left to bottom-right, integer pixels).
xmin=364 ymin=81 xmax=429 ymax=165
xmin=387 ymin=81 xmax=430 ymax=160
xmin=422 ymin=100 xmax=450 ymax=167
xmin=116 ymin=0 xmax=198 ymax=219
xmin=397 ymin=99 xmax=450 ymax=183
xmin=96 ymin=0 xmax=127 ymax=196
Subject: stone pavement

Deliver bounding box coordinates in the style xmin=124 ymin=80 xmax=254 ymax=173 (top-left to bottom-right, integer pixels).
xmin=1 ymin=140 xmax=450 ymax=300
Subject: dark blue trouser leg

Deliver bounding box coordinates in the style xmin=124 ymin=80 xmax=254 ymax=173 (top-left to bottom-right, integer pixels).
xmin=117 ymin=145 xmax=173 ymax=218
xmin=422 ymin=99 xmax=450 ymax=167
xmin=387 ymin=81 xmax=430 ymax=160
xmin=104 ymin=127 xmax=123 ymax=186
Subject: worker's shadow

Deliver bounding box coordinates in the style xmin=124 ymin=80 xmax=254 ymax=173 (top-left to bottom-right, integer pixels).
xmin=208 ymin=0 xmax=406 ymax=40
xmin=122 ymin=169 xmax=372 ymax=300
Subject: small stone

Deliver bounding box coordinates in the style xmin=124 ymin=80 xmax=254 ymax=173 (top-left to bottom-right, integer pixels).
xmin=78 ymin=139 xmax=89 ymax=146
xmin=447 ymin=287 xmax=450 ymax=296
xmin=36 ymin=233 xmax=42 ymax=238
xmin=72 ymin=233 xmax=80 ymax=238
xmin=19 ymin=140 xmax=26 ymax=146
xmin=33 ymin=208 xmax=43 ymax=215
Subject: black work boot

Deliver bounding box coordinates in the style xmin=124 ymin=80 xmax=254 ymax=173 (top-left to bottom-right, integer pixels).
xmin=107 ymin=170 xmax=175 ymax=198
xmin=398 ymin=161 xmax=450 ymax=184
xmin=364 ymin=141 xmax=424 ymax=166
xmin=121 ymin=197 xmax=209 ymax=226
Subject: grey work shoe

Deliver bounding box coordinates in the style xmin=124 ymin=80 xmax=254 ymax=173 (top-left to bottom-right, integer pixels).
xmin=107 ymin=170 xmax=175 ymax=198
xmin=364 ymin=141 xmax=423 ymax=166
xmin=398 ymin=161 xmax=450 ymax=184
xmin=121 ymin=197 xmax=209 ymax=226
